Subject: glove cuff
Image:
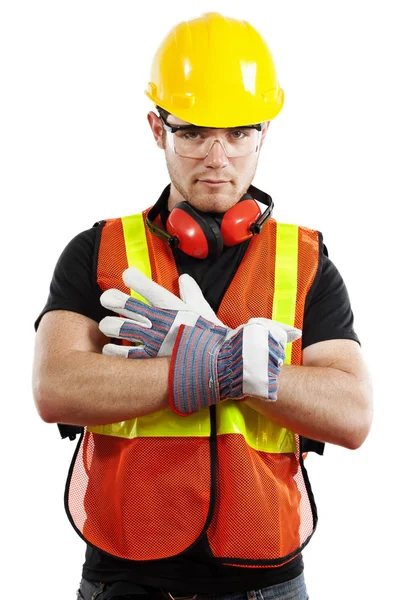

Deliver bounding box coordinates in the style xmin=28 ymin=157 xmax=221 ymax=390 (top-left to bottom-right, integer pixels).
xmin=169 ymin=324 xmax=227 ymax=416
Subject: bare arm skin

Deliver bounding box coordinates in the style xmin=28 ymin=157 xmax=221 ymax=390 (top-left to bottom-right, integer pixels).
xmin=32 ymin=310 xmax=170 ymax=426
xmin=33 ymin=311 xmax=373 ymax=450
xmin=246 ymin=339 xmax=373 ymax=450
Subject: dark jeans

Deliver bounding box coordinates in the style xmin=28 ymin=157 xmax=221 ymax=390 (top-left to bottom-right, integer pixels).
xmin=76 ymin=573 xmax=309 ymax=600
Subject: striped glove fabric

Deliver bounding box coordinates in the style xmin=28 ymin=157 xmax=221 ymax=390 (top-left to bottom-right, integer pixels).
xmin=169 ymin=317 xmax=294 ymax=416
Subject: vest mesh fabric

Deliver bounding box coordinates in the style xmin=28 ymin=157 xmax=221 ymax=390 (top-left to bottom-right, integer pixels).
xmin=69 ymin=433 xmax=211 ymax=559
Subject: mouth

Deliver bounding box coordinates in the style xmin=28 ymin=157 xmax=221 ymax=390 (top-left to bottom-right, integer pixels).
xmin=197 ymin=179 xmax=231 ymax=186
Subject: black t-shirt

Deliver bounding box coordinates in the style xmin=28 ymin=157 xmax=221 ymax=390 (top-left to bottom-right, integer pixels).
xmin=35 ymin=188 xmax=360 ymax=595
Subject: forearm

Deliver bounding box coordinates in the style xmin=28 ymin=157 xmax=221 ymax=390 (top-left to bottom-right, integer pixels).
xmin=34 ymin=349 xmax=170 ymax=426
xmin=245 ymin=363 xmax=373 ymax=449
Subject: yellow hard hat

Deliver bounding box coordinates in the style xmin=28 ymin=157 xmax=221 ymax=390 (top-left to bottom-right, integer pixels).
xmin=145 ymin=12 xmax=284 ymax=127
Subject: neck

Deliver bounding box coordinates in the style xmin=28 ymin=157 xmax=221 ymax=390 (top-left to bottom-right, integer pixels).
xmin=167 ymin=183 xmax=186 ymax=211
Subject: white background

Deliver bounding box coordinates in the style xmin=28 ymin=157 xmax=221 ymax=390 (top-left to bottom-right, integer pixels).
xmin=1 ymin=1 xmax=398 ymax=598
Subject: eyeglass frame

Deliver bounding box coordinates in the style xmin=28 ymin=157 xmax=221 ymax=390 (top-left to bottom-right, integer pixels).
xmin=158 ymin=112 xmax=265 ymax=159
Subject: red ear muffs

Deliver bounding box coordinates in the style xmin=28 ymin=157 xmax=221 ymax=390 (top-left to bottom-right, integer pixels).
xmin=166 ymin=198 xmax=262 ymax=259
xmin=145 ymin=187 xmax=273 ymax=259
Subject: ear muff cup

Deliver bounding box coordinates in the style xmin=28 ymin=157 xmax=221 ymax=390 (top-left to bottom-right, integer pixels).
xmin=220 ymin=199 xmax=261 ymax=246
xmin=166 ymin=202 xmax=223 ymax=259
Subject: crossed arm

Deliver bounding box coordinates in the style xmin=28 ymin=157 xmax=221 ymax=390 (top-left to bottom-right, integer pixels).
xmin=32 ymin=310 xmax=373 ymax=450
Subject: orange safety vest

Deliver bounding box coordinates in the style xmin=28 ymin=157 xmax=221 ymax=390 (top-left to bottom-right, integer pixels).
xmin=66 ymin=208 xmax=320 ymax=568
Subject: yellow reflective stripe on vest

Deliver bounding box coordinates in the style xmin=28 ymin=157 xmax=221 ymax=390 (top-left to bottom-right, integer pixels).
xmin=216 ymin=400 xmax=295 ymax=452
xmin=90 ymin=401 xmax=295 ymax=452
xmin=121 ymin=214 xmax=152 ymax=303
xmin=90 ymin=405 xmax=211 ymax=438
xmin=272 ymin=223 xmax=299 ymax=365
xmin=89 ymin=217 xmax=299 ymax=453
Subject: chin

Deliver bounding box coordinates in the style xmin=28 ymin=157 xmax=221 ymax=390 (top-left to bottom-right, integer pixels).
xmin=192 ymin=197 xmax=236 ymax=214
xmin=188 ymin=187 xmax=240 ymax=214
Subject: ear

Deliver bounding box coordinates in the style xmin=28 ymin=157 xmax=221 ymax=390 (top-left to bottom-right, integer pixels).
xmin=259 ymin=121 xmax=270 ymax=148
xmin=147 ymin=111 xmax=165 ymax=150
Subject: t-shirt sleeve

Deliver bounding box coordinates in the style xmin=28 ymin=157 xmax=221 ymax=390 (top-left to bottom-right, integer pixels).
xmin=301 ymin=237 xmax=360 ymax=350
xmin=34 ymin=223 xmax=113 ymax=331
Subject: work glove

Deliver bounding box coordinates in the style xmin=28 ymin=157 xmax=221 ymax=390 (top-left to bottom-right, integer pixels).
xmin=99 ymin=267 xmax=223 ymax=358
xmin=169 ymin=317 xmax=297 ymax=415
xmin=99 ymin=267 xmax=301 ymax=415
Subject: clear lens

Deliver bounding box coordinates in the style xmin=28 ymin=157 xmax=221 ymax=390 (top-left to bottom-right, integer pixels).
xmin=167 ymin=127 xmax=261 ymax=158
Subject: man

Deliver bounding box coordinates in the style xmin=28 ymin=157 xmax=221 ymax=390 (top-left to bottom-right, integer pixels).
xmin=32 ymin=12 xmax=372 ymax=600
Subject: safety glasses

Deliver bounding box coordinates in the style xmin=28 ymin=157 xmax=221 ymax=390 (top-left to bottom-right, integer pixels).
xmin=159 ymin=114 xmax=264 ymax=159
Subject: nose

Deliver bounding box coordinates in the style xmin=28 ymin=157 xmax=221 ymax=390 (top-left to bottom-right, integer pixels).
xmin=203 ymin=140 xmax=229 ymax=169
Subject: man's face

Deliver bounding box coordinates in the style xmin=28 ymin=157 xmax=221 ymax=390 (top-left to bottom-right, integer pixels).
xmin=148 ymin=111 xmax=269 ymax=213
